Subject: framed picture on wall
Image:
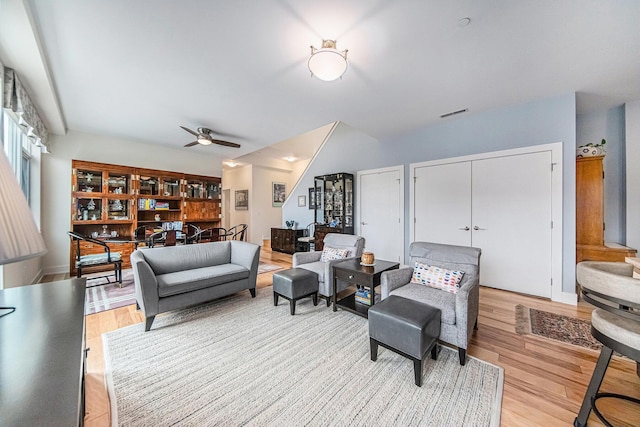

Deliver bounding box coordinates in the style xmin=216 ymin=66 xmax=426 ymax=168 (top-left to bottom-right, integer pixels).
xmin=272 ymin=182 xmax=286 ymax=207
xmin=235 ymin=190 xmax=248 ymax=210
xmin=308 ymin=188 xmax=316 ymax=209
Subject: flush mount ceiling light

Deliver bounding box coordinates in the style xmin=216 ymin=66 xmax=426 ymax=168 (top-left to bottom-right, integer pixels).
xmin=308 ymin=39 xmax=348 ymax=81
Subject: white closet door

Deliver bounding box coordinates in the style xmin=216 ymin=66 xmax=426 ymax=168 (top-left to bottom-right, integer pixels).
xmin=471 ymin=152 xmax=552 ymax=297
xmin=413 ymin=162 xmax=472 ymax=246
xmin=359 ymin=169 xmax=403 ymax=262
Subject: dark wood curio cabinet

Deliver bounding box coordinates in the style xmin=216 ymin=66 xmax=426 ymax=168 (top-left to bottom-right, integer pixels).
xmin=313 ymin=172 xmax=354 ymax=250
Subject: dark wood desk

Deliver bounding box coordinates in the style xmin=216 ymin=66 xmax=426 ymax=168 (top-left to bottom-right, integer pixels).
xmin=332 ymin=258 xmax=400 ymax=318
xmin=0 ymin=278 xmax=87 ymax=427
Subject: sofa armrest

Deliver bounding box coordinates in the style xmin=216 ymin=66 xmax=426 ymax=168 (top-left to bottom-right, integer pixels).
xmin=381 ymin=266 xmax=414 ymax=298
xmin=130 ymin=250 xmax=159 ymax=317
xmin=230 ymin=241 xmax=261 ymax=289
xmin=455 ymin=276 xmax=480 ymax=349
xmin=293 ymin=251 xmax=322 ymax=267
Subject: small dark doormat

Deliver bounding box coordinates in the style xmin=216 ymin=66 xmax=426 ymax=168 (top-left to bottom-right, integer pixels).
xmin=515 ymin=305 xmax=601 ymax=351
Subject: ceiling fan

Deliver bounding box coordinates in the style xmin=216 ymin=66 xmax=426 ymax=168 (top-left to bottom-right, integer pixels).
xmin=180 ymin=126 xmax=241 ymax=148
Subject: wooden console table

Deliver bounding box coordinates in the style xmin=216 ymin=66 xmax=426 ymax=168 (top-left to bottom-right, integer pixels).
xmin=0 ymin=278 xmax=87 ymax=427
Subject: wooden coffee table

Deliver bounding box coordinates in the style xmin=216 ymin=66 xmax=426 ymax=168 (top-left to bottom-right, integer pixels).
xmin=332 ymin=258 xmax=400 ymax=318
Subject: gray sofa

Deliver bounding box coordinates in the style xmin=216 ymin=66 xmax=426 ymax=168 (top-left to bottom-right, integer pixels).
xmin=381 ymin=241 xmax=481 ymax=365
xmin=131 ymin=240 xmax=260 ymax=331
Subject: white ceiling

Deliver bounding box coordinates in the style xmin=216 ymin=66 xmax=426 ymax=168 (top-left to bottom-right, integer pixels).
xmin=6 ymin=1 xmax=640 ymax=160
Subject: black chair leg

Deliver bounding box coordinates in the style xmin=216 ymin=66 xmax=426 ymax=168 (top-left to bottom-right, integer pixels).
xmin=574 ymin=346 xmax=614 ymax=427
xmin=414 ymin=358 xmax=423 ymax=387
xmin=249 ymin=288 xmax=256 ymax=298
xmin=370 ymin=338 xmax=378 ymax=361
xmin=458 ymin=348 xmax=466 ymax=365
xmin=273 ymin=293 xmax=279 ymax=306
xmin=326 ymin=296 xmax=331 ymax=307
xmin=290 ymin=299 xmax=296 ymax=316
xmin=431 ymin=344 xmax=438 ymax=360
xmin=312 ymin=292 xmax=318 ymax=306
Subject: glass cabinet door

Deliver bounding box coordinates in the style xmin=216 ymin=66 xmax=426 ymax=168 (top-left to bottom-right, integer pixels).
xmin=139 ymin=175 xmax=160 ymax=196
xmin=75 ymin=168 xmax=102 ymax=193
xmin=107 ymin=172 xmax=129 ymax=195
xmin=75 ymin=197 xmax=102 ymax=221
xmin=107 ymin=199 xmax=129 ymax=220
xmin=204 ymin=180 xmax=220 ymax=199
xmin=162 ymin=176 xmax=181 ymax=197
xmin=187 ymin=179 xmax=204 ymax=198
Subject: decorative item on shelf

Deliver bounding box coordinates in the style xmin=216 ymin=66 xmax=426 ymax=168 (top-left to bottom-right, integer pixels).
xmin=111 ymin=199 xmax=123 ymax=211
xmin=87 ymin=199 xmax=96 ymax=211
xmin=285 ymin=220 xmax=295 ymax=229
xmin=329 ymin=218 xmax=339 ymax=227
xmin=83 ymin=186 xmax=94 ymax=192
xmin=576 ymin=139 xmax=606 ymax=158
xmin=85 ymin=173 xmax=93 ymax=182
xmin=113 ymin=187 xmax=123 ymax=194
xmin=155 ymin=214 xmax=161 ymax=221
xmin=361 ymin=252 xmax=375 ymax=266
xmin=91 ymin=231 xmax=99 ymax=238
xmin=82 ymin=211 xmax=88 ymax=221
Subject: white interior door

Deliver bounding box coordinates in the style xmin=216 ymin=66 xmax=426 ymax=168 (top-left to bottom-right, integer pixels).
xmin=413 ymin=162 xmax=472 ymax=246
xmin=358 ymin=167 xmax=403 ymax=263
xmin=471 ymin=152 xmax=552 ymax=297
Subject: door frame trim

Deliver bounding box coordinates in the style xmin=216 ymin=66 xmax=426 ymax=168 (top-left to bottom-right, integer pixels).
xmin=357 ymin=165 xmax=405 ymax=263
xmin=409 ymin=142 xmax=568 ymax=303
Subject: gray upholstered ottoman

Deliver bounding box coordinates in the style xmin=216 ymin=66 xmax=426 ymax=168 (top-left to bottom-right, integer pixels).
xmin=273 ymin=268 xmax=319 ymax=315
xmin=368 ymin=295 xmax=441 ymax=386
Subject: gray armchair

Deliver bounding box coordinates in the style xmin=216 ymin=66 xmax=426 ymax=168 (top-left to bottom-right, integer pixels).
xmin=381 ymin=241 xmax=481 ymax=365
xmin=292 ymin=233 xmax=365 ymax=305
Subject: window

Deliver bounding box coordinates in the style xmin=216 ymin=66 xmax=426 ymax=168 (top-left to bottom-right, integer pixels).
xmin=2 ymin=112 xmax=33 ymax=202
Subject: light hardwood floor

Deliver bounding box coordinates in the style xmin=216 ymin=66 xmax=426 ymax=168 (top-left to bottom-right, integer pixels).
xmin=42 ymin=245 xmax=640 ymax=427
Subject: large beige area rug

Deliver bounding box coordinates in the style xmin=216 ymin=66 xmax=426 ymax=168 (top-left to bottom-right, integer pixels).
xmin=103 ymin=289 xmax=503 ymax=426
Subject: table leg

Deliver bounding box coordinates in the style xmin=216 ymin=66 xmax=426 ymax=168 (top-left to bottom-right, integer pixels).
xmin=333 ymin=272 xmax=337 ymax=312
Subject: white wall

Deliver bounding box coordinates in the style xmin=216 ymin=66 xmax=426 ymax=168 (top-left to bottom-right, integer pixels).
xmin=222 ymin=165 xmax=252 ymax=242
xmin=250 ymin=166 xmax=292 ymax=242
xmin=626 ymin=100 xmax=640 ymax=249
xmin=41 ymin=130 xmax=224 ymax=274
xmin=284 ymin=93 xmax=578 ymax=294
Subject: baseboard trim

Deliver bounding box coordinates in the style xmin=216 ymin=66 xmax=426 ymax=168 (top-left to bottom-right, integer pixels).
xmin=555 ymin=291 xmax=578 ymax=306
xmin=43 ymin=265 xmax=69 ymax=276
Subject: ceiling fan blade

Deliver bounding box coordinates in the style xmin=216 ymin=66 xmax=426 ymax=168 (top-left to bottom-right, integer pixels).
xmin=180 ymin=126 xmax=199 ymax=137
xmin=184 ymin=140 xmax=199 ymax=147
xmin=211 ymin=139 xmax=241 ymax=148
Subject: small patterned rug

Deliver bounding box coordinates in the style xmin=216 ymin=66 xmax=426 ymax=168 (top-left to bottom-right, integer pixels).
xmin=85 ymin=270 xmax=136 ymax=316
xmin=515 ymin=305 xmax=601 ymax=351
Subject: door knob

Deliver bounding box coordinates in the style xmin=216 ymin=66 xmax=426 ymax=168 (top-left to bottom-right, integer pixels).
xmin=361 ymin=221 xmax=368 ymax=225
xmin=459 ymin=226 xmax=470 ymax=231
xmin=473 ymin=226 xmax=487 ymax=231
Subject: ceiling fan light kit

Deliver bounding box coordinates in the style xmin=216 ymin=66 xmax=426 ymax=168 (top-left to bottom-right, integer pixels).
xmin=308 ymin=39 xmax=348 ymax=81
xmin=180 ymin=126 xmax=240 ymax=148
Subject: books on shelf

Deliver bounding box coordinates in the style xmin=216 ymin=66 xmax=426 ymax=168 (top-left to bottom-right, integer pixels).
xmin=354 ymin=287 xmax=379 ymax=306
xmin=139 ymin=198 xmax=156 ymax=210
xmin=155 ymin=202 xmax=170 ymax=210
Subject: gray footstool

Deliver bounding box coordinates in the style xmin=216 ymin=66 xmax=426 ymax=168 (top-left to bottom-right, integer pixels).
xmin=273 ymin=268 xmax=319 ymax=315
xmin=368 ymin=295 xmax=441 ymax=386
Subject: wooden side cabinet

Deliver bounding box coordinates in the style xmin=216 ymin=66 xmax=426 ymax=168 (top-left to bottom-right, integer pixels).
xmin=271 ymin=228 xmax=303 ymax=254
xmin=576 ymin=156 xmax=636 ymax=262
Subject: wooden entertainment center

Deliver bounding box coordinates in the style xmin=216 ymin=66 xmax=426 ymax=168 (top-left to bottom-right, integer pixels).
xmin=70 ymin=160 xmax=221 ymax=274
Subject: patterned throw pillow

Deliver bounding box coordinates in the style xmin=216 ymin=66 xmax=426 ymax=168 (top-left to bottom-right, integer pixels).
xmin=320 ymin=246 xmax=350 ymax=262
xmin=410 ymin=261 xmax=465 ymax=294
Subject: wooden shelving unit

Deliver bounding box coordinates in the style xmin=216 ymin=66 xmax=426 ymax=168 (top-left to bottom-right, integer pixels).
xmin=70 ymin=160 xmax=221 ymax=274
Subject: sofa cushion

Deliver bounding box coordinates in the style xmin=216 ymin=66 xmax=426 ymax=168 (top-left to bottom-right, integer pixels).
xmin=157 ymin=263 xmax=249 ymax=297
xmin=141 ymin=242 xmax=232 ymax=275
xmin=410 ymin=262 xmax=465 ymax=294
xmin=389 ymin=283 xmax=456 ymax=325
xmin=297 ymin=261 xmax=325 ymax=283
xmin=320 ymin=246 xmax=350 ymax=262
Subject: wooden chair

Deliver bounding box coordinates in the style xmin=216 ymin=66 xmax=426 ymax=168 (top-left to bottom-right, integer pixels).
xmin=148 ymin=230 xmax=177 ymax=247
xmin=189 ymin=227 xmax=227 ymax=243
xmin=227 ymin=224 xmax=247 ymax=241
xmin=67 ymin=231 xmax=123 ymax=287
